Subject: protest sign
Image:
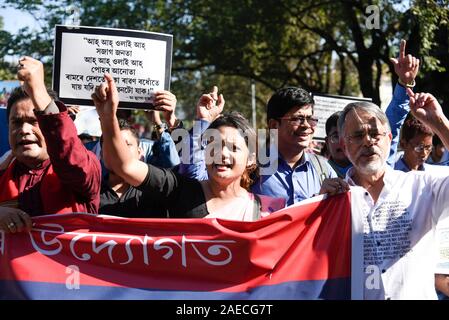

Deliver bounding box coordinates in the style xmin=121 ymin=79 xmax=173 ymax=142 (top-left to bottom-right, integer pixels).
xmin=53 ymin=25 xmax=173 ymax=109
xmin=312 ymin=93 xmax=372 ymax=140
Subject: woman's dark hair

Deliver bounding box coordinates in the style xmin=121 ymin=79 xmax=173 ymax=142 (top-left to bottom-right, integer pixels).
xmin=207 ymin=111 xmax=258 ymax=191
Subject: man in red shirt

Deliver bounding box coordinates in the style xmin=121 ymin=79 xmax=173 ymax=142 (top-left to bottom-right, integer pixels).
xmin=0 ymin=57 xmax=101 ymax=233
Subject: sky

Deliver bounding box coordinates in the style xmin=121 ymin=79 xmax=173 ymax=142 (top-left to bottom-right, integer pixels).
xmin=1 ymin=6 xmax=41 ymax=34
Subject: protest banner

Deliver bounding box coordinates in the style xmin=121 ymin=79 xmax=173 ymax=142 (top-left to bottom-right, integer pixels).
xmin=0 ymin=192 xmax=364 ymax=300
xmin=53 ymin=25 xmax=173 ymax=110
xmin=312 ymin=93 xmax=372 ymax=140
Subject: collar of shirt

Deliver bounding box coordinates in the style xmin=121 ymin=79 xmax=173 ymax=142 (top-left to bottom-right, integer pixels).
xmin=269 ymin=143 xmax=310 ymax=172
xmin=345 ymin=164 xmax=395 ymax=196
xmin=253 ymin=144 xmax=320 ymax=205
xmin=394 ymin=156 xmax=425 ymax=172
xmin=14 ymin=158 xmax=51 ymax=176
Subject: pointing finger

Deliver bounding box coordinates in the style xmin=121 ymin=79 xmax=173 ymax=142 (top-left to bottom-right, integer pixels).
xmin=211 ymin=86 xmax=218 ymax=101
xmin=104 ymin=73 xmax=117 ymax=96
xmin=399 ymin=39 xmax=406 ymax=59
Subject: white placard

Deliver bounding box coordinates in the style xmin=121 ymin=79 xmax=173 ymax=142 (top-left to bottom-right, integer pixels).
xmin=312 ymin=94 xmax=372 ymax=140
xmin=53 ymin=26 xmax=173 ymax=109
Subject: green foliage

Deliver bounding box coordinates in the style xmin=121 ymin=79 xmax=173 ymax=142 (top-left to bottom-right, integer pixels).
xmin=1 ymin=0 xmax=449 ymax=124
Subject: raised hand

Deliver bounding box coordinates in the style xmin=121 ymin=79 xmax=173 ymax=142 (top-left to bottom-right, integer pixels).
xmin=390 ymin=39 xmax=420 ymax=85
xmin=153 ymin=90 xmax=177 ymax=127
xmin=407 ymin=89 xmax=449 ymax=150
xmin=196 ymin=86 xmax=225 ymax=123
xmin=16 ymin=56 xmax=51 ymax=111
xmin=91 ymin=73 xmax=119 ymax=120
xmin=406 ymin=88 xmax=444 ymax=127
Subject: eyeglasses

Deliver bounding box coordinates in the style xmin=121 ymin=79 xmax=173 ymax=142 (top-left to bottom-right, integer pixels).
xmin=413 ymin=144 xmax=433 ymax=153
xmin=278 ymin=115 xmax=319 ymax=127
xmin=329 ymin=133 xmax=339 ymax=144
xmin=344 ymin=130 xmax=388 ymax=145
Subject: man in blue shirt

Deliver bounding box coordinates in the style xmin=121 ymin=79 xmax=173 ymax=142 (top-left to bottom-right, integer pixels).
xmin=394 ymin=114 xmax=449 ymax=176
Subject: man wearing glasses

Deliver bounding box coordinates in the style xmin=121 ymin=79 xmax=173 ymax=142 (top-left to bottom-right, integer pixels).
xmin=252 ymin=86 xmax=348 ymax=205
xmin=325 ymin=39 xmax=419 ymax=179
xmin=339 ymin=91 xmax=449 ymax=299
xmin=394 ymin=114 xmax=449 ymax=174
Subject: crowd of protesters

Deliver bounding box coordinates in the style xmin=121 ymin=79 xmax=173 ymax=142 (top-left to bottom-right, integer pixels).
xmin=1 ymin=39 xmax=449 ymax=300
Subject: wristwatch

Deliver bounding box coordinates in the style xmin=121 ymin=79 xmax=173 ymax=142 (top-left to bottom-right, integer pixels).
xmin=398 ymin=78 xmax=416 ymax=88
xmin=153 ymin=123 xmax=167 ymax=132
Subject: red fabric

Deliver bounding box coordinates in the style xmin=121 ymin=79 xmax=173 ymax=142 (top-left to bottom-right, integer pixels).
xmin=0 ymin=192 xmax=352 ymax=299
xmin=0 ymin=160 xmax=81 ymax=214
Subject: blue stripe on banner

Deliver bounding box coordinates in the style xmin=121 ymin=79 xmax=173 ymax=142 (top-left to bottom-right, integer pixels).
xmin=0 ymin=278 xmax=350 ymax=300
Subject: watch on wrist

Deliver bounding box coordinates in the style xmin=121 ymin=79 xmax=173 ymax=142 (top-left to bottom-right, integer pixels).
xmin=153 ymin=123 xmax=167 ymax=132
xmin=398 ymin=78 xmax=416 ymax=88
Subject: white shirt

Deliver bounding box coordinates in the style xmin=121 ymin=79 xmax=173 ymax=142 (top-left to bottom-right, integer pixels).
xmin=347 ymin=166 xmax=449 ymax=300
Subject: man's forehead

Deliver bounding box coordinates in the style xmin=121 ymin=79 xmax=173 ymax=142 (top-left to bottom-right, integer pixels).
xmin=10 ymin=99 xmax=34 ymax=117
xmin=346 ymin=109 xmax=383 ymax=128
xmin=288 ymin=104 xmax=313 ymax=115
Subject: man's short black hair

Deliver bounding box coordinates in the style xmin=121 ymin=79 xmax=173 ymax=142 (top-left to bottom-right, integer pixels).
xmin=6 ymin=86 xmax=58 ymax=120
xmin=401 ymin=114 xmax=433 ymax=142
xmin=325 ymin=111 xmax=342 ymax=136
xmin=266 ymin=87 xmax=314 ymax=121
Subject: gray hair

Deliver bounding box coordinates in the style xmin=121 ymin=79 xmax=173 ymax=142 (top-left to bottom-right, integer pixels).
xmin=337 ymin=101 xmax=391 ymax=135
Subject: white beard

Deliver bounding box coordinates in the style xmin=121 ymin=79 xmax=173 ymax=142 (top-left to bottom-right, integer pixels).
xmin=349 ymin=146 xmax=388 ymax=176
xmin=356 ymin=157 xmax=386 ymax=175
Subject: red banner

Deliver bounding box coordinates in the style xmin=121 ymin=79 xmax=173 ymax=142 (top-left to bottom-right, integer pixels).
xmin=0 ymin=193 xmax=352 ymax=300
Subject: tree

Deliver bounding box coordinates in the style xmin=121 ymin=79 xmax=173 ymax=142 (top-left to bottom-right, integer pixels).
xmin=0 ymin=16 xmax=16 ymax=80
xmin=2 ymin=0 xmax=448 ymax=124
